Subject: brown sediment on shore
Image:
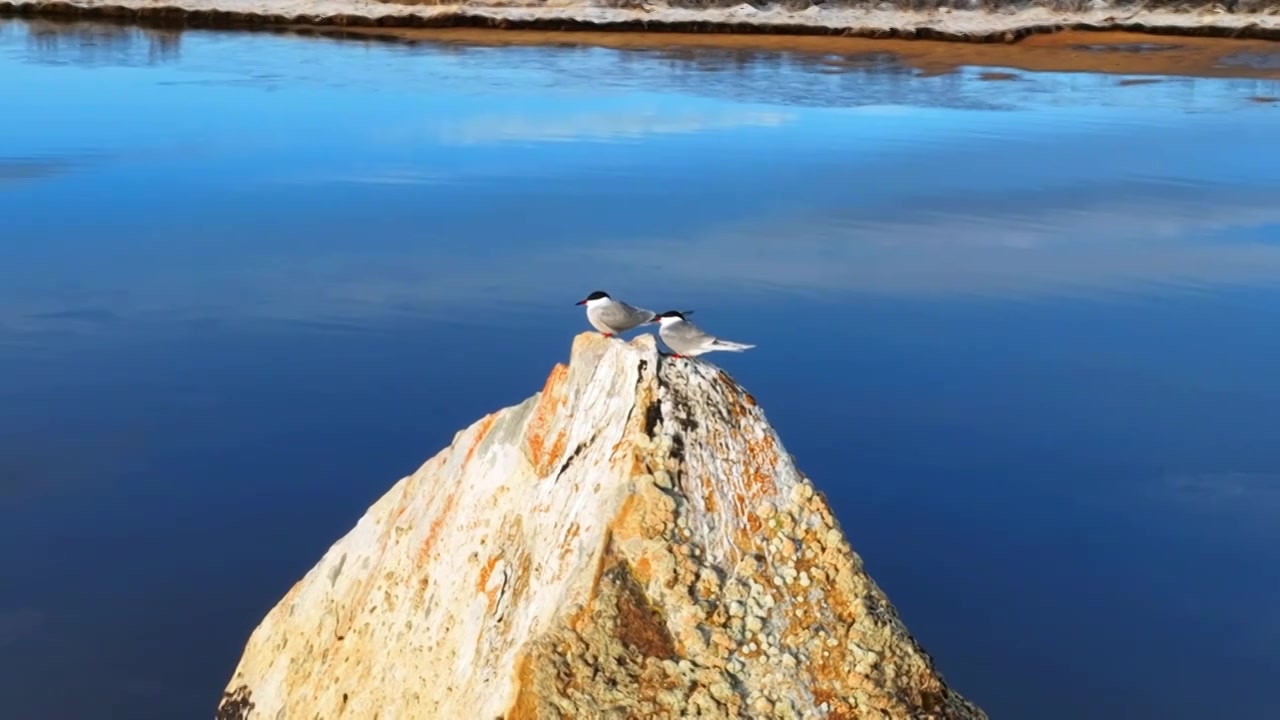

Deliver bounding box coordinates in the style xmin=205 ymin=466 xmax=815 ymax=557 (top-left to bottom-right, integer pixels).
xmin=263 ymin=27 xmax=1280 ymax=80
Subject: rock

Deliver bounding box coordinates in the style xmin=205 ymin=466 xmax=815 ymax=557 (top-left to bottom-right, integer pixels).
xmin=216 ymin=332 xmax=985 ymax=720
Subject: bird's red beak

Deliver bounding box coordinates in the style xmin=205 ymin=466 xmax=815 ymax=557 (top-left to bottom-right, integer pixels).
xmin=574 ymin=299 xmax=586 ymax=305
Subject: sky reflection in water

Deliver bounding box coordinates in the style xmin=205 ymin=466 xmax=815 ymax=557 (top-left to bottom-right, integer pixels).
xmin=2 ymin=19 xmax=1279 ymax=720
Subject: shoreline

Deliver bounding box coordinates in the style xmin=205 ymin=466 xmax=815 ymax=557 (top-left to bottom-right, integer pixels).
xmin=4 ymin=0 xmax=1280 ymax=45
xmin=6 ymin=11 xmax=1280 ymax=81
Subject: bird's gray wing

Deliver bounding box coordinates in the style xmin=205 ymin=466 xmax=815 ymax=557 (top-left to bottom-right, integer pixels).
xmin=606 ymin=301 xmax=655 ymax=326
xmin=669 ymin=320 xmax=715 ymax=349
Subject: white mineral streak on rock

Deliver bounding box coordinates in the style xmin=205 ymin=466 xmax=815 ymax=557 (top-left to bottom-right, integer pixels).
xmin=8 ymin=0 xmax=1280 ymax=37
xmin=216 ymin=332 xmax=986 ymax=720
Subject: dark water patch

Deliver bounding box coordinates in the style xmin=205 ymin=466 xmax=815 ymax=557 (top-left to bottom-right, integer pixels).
xmin=0 ymin=150 xmax=117 ymax=186
xmin=27 ymin=308 xmax=122 ymax=323
xmin=1117 ymin=77 xmax=1163 ymax=85
xmin=0 ymin=158 xmax=69 ymax=183
xmin=19 ymin=15 xmax=180 ymax=64
xmin=1073 ymin=41 xmax=1184 ymax=53
xmin=651 ymin=46 xmax=909 ymax=75
xmin=1220 ymin=51 xmax=1280 ymax=70
xmin=1157 ymin=473 xmax=1280 ymax=525
xmin=0 ymin=156 xmax=77 ymax=185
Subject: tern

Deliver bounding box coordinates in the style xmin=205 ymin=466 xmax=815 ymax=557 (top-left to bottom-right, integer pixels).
xmin=650 ymin=310 xmax=754 ymax=358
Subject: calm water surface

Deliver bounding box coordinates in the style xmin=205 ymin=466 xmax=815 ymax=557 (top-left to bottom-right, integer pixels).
xmin=3 ymin=19 xmax=1280 ymax=720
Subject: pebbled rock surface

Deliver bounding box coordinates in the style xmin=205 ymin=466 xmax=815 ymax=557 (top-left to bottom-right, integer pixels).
xmin=217 ymin=332 xmax=985 ymax=720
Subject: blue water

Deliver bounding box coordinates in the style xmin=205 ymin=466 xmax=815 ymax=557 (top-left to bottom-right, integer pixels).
xmin=3 ymin=18 xmax=1280 ymax=720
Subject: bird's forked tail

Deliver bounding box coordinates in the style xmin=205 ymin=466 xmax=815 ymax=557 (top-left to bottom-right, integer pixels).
xmin=711 ymin=339 xmax=755 ymax=352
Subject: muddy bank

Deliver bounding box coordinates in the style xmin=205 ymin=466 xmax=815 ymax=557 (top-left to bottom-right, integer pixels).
xmin=298 ymin=27 xmax=1280 ymax=80
xmin=3 ymin=0 xmax=1279 ymax=45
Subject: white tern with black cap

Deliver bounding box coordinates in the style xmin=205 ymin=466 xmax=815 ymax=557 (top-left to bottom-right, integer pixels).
xmin=650 ymin=310 xmax=754 ymax=358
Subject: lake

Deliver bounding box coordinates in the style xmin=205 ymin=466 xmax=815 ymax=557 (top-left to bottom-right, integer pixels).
xmin=2 ymin=17 xmax=1279 ymax=720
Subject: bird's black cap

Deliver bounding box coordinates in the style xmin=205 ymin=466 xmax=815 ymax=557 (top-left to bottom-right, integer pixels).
xmin=575 ymin=290 xmax=610 ymax=305
xmin=652 ymin=310 xmax=686 ymax=321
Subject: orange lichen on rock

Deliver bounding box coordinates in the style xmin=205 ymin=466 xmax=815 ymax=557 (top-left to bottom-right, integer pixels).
xmin=463 ymin=413 xmax=498 ymax=466
xmin=507 ymin=651 xmax=541 ymax=720
xmin=414 ymin=489 xmax=458 ymax=569
xmin=524 ymin=363 xmax=570 ymax=475
xmin=632 ymin=555 xmax=653 ymax=584
xmin=477 ymin=553 xmax=503 ymax=610
xmin=731 ymin=431 xmax=780 ymax=516
xmin=610 ymin=486 xmax=673 ymax=544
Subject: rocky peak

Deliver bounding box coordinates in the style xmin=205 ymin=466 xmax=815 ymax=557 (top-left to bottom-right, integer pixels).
xmin=217 ymin=332 xmax=985 ymax=720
